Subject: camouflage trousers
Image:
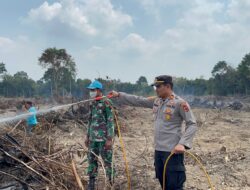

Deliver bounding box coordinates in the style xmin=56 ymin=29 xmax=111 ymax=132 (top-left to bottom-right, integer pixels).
xmin=87 ymin=141 xmax=114 ymax=179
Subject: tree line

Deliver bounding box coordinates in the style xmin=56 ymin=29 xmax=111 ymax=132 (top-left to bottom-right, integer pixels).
xmin=0 ymin=47 xmax=250 ymax=98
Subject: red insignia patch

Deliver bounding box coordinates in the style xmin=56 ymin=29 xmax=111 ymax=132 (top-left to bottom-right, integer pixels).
xmin=181 ymin=102 xmax=189 ymax=112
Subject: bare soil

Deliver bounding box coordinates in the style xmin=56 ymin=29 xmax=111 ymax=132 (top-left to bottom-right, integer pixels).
xmin=0 ymin=98 xmax=250 ymax=190
xmin=53 ymin=106 xmax=250 ymax=190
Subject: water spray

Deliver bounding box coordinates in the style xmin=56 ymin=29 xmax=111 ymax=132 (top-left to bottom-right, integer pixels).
xmin=0 ymin=94 xmax=132 ymax=189
xmin=0 ymin=95 xmax=112 ymax=124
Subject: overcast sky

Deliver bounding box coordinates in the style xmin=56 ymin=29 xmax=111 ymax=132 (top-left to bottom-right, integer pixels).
xmin=0 ymin=0 xmax=250 ymax=83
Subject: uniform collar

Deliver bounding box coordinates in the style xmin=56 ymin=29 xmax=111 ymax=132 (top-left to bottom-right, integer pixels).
xmin=168 ymin=93 xmax=175 ymax=100
xmin=160 ymin=92 xmax=175 ymax=102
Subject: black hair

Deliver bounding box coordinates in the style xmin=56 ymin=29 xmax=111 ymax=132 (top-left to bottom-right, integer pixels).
xmin=164 ymin=82 xmax=173 ymax=89
xmin=170 ymin=82 xmax=174 ymax=89
xmin=25 ymin=101 xmax=33 ymax=106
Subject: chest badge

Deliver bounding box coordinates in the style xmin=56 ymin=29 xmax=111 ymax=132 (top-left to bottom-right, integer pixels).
xmin=165 ymin=114 xmax=171 ymax=120
xmin=164 ymin=108 xmax=172 ymax=120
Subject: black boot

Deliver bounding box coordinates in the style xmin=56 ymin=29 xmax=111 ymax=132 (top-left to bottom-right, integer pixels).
xmin=88 ymin=177 xmax=95 ymax=190
xmin=109 ymin=177 xmax=114 ymax=186
xmin=108 ymin=175 xmax=115 ymax=189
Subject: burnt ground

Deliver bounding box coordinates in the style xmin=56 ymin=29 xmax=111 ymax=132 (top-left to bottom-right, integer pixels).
xmin=53 ymin=106 xmax=250 ymax=190
xmin=0 ymin=98 xmax=250 ymax=190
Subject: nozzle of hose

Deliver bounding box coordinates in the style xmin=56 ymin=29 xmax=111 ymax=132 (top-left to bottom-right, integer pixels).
xmin=94 ymin=94 xmax=114 ymax=101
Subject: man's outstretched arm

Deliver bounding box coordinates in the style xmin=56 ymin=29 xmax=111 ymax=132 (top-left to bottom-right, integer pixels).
xmin=110 ymin=91 xmax=155 ymax=109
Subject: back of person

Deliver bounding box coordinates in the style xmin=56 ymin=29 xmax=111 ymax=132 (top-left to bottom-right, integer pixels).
xmin=27 ymin=106 xmax=38 ymax=126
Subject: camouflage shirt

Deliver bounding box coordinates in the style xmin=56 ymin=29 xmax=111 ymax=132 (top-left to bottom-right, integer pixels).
xmin=87 ymin=98 xmax=115 ymax=142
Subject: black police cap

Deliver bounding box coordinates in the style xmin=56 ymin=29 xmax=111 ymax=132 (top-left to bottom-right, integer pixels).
xmin=151 ymin=75 xmax=173 ymax=86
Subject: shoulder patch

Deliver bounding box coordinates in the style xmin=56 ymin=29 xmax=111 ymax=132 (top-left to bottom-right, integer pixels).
xmin=104 ymin=100 xmax=110 ymax=105
xmin=181 ymin=102 xmax=190 ymax=112
xmin=169 ymin=94 xmax=175 ymax=100
xmin=104 ymin=99 xmax=112 ymax=109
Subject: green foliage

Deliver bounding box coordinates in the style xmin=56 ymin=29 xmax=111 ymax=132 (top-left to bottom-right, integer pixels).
xmin=237 ymin=53 xmax=250 ymax=94
xmin=0 ymin=62 xmax=7 ymax=75
xmin=38 ymin=47 xmax=76 ymax=97
xmin=174 ymin=56 xmax=250 ymax=96
xmin=209 ymin=61 xmax=238 ymax=95
xmin=136 ymin=76 xmax=148 ymax=86
xmin=0 ymin=72 xmax=36 ymax=97
xmin=74 ymin=78 xmax=92 ymax=98
xmin=1 ymin=50 xmax=250 ymax=98
xmin=212 ymin=61 xmax=228 ymax=76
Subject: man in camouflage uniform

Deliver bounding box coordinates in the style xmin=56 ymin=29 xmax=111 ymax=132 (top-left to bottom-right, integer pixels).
xmin=110 ymin=75 xmax=197 ymax=190
xmin=85 ymin=80 xmax=115 ymax=190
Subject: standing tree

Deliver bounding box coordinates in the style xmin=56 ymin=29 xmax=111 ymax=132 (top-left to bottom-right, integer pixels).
xmin=38 ymin=48 xmax=76 ymax=97
xmin=135 ymin=76 xmax=153 ymax=95
xmin=0 ymin=62 xmax=7 ymax=95
xmin=211 ymin=61 xmax=237 ymax=95
xmin=13 ymin=71 xmax=36 ymax=97
xmin=136 ymin=76 xmax=148 ymax=86
xmin=211 ymin=61 xmax=229 ymax=76
xmin=75 ymin=78 xmax=92 ymax=98
xmin=237 ymin=53 xmax=250 ymax=95
xmin=14 ymin=71 xmax=28 ymax=79
xmin=0 ymin=62 xmax=7 ymax=76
